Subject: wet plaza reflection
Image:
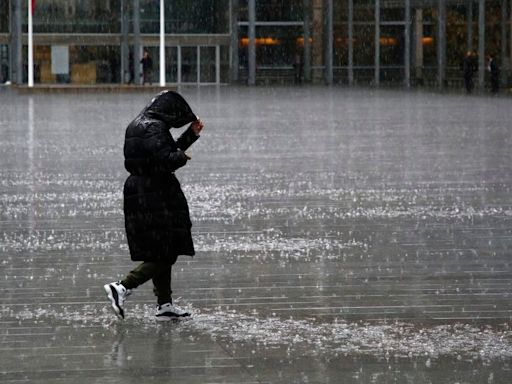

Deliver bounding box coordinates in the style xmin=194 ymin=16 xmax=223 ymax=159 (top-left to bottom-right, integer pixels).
xmin=0 ymin=86 xmax=511 ymax=383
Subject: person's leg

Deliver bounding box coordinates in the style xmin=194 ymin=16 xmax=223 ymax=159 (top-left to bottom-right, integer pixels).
xmin=151 ymin=260 xmax=191 ymax=319
xmin=151 ymin=264 xmax=173 ymax=305
xmin=121 ymin=261 xmax=163 ymax=290
xmin=492 ymin=77 xmax=499 ymax=94
xmin=105 ymin=261 xmax=161 ymax=319
xmin=104 ymin=261 xmax=168 ymax=319
xmin=468 ymin=77 xmax=474 ymax=93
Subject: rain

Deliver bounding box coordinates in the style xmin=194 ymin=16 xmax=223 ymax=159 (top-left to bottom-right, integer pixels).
xmin=1 ymin=86 xmax=511 ymax=383
xmin=2 ymin=1 xmax=512 ymax=383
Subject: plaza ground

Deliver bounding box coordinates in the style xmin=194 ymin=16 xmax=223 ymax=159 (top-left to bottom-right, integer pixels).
xmin=0 ymin=86 xmax=511 ymax=383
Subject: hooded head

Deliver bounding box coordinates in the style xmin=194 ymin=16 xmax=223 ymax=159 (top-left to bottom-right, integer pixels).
xmin=142 ymin=90 xmax=197 ymax=128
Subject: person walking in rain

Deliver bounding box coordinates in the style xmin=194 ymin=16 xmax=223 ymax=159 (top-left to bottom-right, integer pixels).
xmin=487 ymin=54 xmax=499 ymax=94
xmin=104 ymin=90 xmax=204 ymax=321
xmin=140 ymin=50 xmax=153 ymax=85
xmin=462 ymin=50 xmax=475 ymax=94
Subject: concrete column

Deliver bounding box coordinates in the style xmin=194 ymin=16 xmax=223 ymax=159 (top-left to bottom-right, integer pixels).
xmin=120 ymin=0 xmax=129 ymax=83
xmin=312 ymin=0 xmax=323 ymax=83
xmin=11 ymin=0 xmax=23 ymax=84
xmin=404 ymin=0 xmax=411 ymax=88
xmin=437 ymin=0 xmax=446 ymax=89
xmin=177 ymin=46 xmax=181 ymax=84
xmin=325 ymin=0 xmax=333 ymax=84
xmin=133 ymin=0 xmax=142 ymax=85
xmin=415 ymin=9 xmax=424 ymax=84
xmin=216 ymin=45 xmax=221 ymax=84
xmin=8 ymin=0 xmax=14 ymax=82
xmin=467 ymin=0 xmax=473 ymax=51
xmin=478 ymin=0 xmax=485 ymax=90
xmin=230 ymin=0 xmax=239 ymax=82
xmin=303 ymin=0 xmax=311 ymax=82
xmin=501 ymin=0 xmax=508 ymax=85
xmin=348 ymin=0 xmax=354 ymax=85
xmin=248 ymin=0 xmax=256 ymax=85
xmin=375 ymin=0 xmax=380 ymax=86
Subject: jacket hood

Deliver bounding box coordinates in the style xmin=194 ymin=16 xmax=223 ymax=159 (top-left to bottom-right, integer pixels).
xmin=142 ymin=90 xmax=197 ymax=128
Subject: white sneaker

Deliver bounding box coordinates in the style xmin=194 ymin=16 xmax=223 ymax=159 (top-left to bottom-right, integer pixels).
xmin=155 ymin=302 xmax=190 ymax=321
xmin=104 ymin=282 xmax=131 ymax=319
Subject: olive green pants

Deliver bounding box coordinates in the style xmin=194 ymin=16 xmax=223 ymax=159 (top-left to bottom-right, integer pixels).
xmin=121 ymin=261 xmax=172 ymax=305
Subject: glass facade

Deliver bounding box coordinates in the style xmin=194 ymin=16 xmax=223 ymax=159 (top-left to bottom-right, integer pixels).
xmin=31 ymin=45 xmax=121 ymax=84
xmin=1 ymin=45 xmax=8 ymax=83
xmin=238 ymin=0 xmax=304 ymax=82
xmin=3 ymin=0 xmax=231 ymax=85
xmin=239 ymin=25 xmax=303 ymax=68
xmin=0 ymin=0 xmax=8 ymax=33
xmin=1 ymin=0 xmax=509 ymax=86
xmin=239 ymin=0 xmax=303 ymax=21
xmin=331 ymin=2 xmax=377 ymax=83
xmin=30 ymin=0 xmax=230 ymax=34
xmin=34 ymin=0 xmax=122 ymax=33
xmin=0 ymin=0 xmax=7 ymax=83
xmin=139 ymin=0 xmax=230 ymax=34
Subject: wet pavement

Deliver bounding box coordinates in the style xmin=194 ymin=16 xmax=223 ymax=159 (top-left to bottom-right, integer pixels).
xmin=1 ymin=86 xmax=511 ymax=383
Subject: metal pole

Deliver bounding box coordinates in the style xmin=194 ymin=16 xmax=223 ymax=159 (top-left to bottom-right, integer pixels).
xmin=248 ymin=0 xmax=256 ymax=85
xmin=325 ymin=0 xmax=333 ymax=85
xmin=303 ymin=0 xmax=311 ymax=82
xmin=467 ymin=0 xmax=473 ymax=51
xmin=478 ymin=0 xmax=485 ymax=90
xmin=159 ymin=0 xmax=165 ymax=86
xmin=177 ymin=46 xmax=182 ymax=84
xmin=28 ymin=0 xmax=34 ymax=87
xmin=375 ymin=0 xmax=380 ymax=86
xmin=348 ymin=0 xmax=354 ymax=85
xmin=197 ymin=46 xmax=200 ymax=84
xmin=437 ymin=0 xmax=446 ymax=89
xmin=501 ymin=0 xmax=508 ymax=85
xmin=216 ymin=45 xmax=220 ymax=84
xmin=8 ymin=0 xmax=12 ymax=82
xmin=311 ymin=0 xmax=324 ymax=83
xmin=405 ymin=0 xmax=411 ymax=88
xmin=230 ymin=0 xmax=239 ymax=82
xmin=133 ymin=0 xmax=141 ymax=85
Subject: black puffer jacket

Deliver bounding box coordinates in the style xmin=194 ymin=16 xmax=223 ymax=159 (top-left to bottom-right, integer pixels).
xmin=123 ymin=91 xmax=199 ymax=262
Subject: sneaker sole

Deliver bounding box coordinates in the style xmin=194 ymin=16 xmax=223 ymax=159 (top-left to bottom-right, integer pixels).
xmin=103 ymin=284 xmax=124 ymax=319
xmin=155 ymin=313 xmax=190 ymax=322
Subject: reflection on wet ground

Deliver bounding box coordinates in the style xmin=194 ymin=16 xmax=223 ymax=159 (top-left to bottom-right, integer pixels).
xmin=1 ymin=86 xmax=511 ymax=383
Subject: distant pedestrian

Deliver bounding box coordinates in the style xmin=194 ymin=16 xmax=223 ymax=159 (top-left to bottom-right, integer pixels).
xmin=487 ymin=55 xmax=499 ymax=94
xmin=0 ymin=60 xmax=8 ymax=83
xmin=293 ymin=53 xmax=303 ymax=84
xmin=104 ymin=91 xmax=204 ymax=321
xmin=140 ymin=50 xmax=153 ymax=85
xmin=128 ymin=52 xmax=134 ymax=84
xmin=462 ymin=51 xmax=475 ymax=94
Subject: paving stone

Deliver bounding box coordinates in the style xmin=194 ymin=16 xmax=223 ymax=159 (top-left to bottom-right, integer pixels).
xmin=0 ymin=86 xmax=511 ymax=383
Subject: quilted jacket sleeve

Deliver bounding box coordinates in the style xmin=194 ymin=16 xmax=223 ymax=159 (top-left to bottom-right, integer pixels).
xmin=144 ymin=121 xmax=188 ymax=172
